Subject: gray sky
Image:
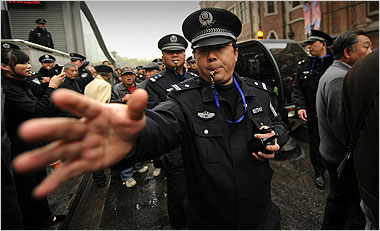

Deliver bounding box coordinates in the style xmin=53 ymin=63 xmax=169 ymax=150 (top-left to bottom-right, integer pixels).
xmin=86 ymin=1 xmax=201 ymax=60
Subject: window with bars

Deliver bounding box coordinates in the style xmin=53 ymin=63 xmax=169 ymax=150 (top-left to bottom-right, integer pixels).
xmin=267 ymin=1 xmax=275 ymax=14
xmin=240 ymin=1 xmax=249 ymax=24
xmin=367 ymin=1 xmax=379 ymax=16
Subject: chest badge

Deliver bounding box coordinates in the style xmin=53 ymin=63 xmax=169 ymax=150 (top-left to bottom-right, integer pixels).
xmin=197 ymin=110 xmax=215 ymax=120
xmin=251 ymin=106 xmax=263 ymax=115
xmin=81 ymin=73 xmax=88 ymax=78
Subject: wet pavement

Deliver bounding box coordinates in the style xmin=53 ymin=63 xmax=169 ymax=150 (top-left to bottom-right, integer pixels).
xmin=48 ymin=128 xmax=330 ymax=230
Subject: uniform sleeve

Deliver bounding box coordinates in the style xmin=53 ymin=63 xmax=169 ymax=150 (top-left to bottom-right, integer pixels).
xmin=118 ymin=97 xmax=184 ymax=166
xmin=145 ymin=80 xmax=164 ymax=109
xmin=268 ymin=102 xmax=289 ymax=148
xmin=28 ymin=30 xmax=37 ymax=44
xmin=292 ymin=66 xmax=306 ymax=110
xmin=49 ymin=32 xmax=54 ymax=49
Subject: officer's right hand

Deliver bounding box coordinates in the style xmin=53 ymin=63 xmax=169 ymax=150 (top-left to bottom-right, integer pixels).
xmin=297 ymin=109 xmax=307 ymax=122
xmin=12 ymin=88 xmax=148 ymax=198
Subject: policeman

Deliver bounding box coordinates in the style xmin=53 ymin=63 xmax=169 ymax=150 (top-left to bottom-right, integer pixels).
xmin=138 ymin=62 xmax=160 ymax=89
xmin=152 ymin=58 xmax=164 ymax=71
xmin=144 ymin=33 xmax=197 ymax=229
xmin=13 ymin=8 xmax=288 ymax=230
xmin=69 ymin=53 xmax=93 ymax=91
xmin=28 ymin=18 xmax=54 ymax=49
xmin=186 ymin=55 xmax=199 ymax=75
xmin=30 ymin=54 xmax=62 ymax=99
xmin=135 ymin=66 xmax=146 ymax=83
xmin=292 ymin=30 xmax=334 ymax=190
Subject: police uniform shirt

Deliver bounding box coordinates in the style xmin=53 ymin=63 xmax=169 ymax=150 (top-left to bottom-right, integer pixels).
xmin=125 ymin=73 xmax=288 ymax=229
xmin=292 ymin=52 xmax=334 ymax=116
xmin=144 ymin=67 xmax=198 ymax=109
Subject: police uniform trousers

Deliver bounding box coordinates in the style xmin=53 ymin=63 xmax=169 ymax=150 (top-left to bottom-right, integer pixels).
xmin=321 ymin=159 xmax=365 ymax=229
xmin=306 ymin=115 xmax=325 ymax=176
xmin=162 ymin=145 xmax=188 ymax=229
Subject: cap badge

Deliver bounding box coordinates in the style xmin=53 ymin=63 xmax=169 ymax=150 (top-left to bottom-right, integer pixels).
xmin=2 ymin=43 xmax=10 ymax=49
xmin=199 ymin=11 xmax=214 ymax=28
xmin=45 ymin=55 xmax=49 ymax=59
xmin=307 ymin=30 xmax=312 ymax=37
xmin=170 ymin=35 xmax=178 ymax=43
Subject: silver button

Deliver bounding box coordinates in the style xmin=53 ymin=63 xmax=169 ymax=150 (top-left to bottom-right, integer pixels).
xmin=204 ymin=129 xmax=209 ymax=135
xmin=254 ymin=82 xmax=259 ymax=85
xmin=185 ymin=84 xmax=190 ymax=88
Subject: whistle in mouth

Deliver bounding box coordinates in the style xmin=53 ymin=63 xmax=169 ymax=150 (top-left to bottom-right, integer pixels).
xmin=210 ymin=70 xmax=215 ymax=77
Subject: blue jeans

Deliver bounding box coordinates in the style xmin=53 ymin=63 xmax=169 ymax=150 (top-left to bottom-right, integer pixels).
xmin=120 ymin=162 xmax=145 ymax=182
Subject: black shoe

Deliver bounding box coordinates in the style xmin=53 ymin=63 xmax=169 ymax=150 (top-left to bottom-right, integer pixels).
xmin=314 ymin=175 xmax=325 ymax=190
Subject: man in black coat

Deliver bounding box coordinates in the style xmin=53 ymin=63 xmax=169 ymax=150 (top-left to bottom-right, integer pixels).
xmin=13 ymin=8 xmax=288 ymax=229
xmin=28 ymin=18 xmax=54 ymax=49
xmin=292 ymin=30 xmax=334 ymax=190
xmin=69 ymin=53 xmax=93 ymax=91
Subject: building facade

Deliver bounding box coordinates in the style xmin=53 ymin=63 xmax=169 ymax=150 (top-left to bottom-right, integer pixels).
xmin=199 ymin=1 xmax=379 ymax=47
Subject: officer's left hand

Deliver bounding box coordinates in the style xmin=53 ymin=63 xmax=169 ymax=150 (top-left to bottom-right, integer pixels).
xmin=252 ymin=131 xmax=280 ymax=161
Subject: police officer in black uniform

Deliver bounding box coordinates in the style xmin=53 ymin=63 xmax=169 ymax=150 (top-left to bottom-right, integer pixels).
xmin=135 ymin=66 xmax=146 ymax=83
xmin=28 ymin=18 xmax=54 ymax=49
xmin=144 ymin=33 xmax=198 ymax=229
xmin=292 ymin=30 xmax=334 ymax=190
xmin=186 ymin=55 xmax=199 ymax=75
xmin=30 ymin=54 xmax=63 ymax=99
xmin=69 ymin=53 xmax=94 ymax=92
xmin=13 ymin=8 xmax=289 ymax=230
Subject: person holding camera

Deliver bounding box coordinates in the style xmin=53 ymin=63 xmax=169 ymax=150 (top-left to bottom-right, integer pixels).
xmin=13 ymin=8 xmax=288 ymax=229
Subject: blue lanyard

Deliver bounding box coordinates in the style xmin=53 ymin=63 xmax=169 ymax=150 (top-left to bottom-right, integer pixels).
xmin=211 ymin=76 xmax=247 ymax=124
xmin=310 ymin=54 xmax=331 ymax=75
xmin=173 ymin=67 xmax=187 ymax=80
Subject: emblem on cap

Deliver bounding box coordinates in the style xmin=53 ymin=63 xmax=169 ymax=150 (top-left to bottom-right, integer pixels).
xmin=307 ymin=30 xmax=312 ymax=37
xmin=45 ymin=55 xmax=49 ymax=59
xmin=199 ymin=11 xmax=214 ymax=28
xmin=170 ymin=35 xmax=178 ymax=43
xmin=3 ymin=43 xmax=10 ymax=49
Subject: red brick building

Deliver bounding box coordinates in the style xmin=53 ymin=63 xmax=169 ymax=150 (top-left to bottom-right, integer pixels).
xmin=199 ymin=1 xmax=379 ymax=48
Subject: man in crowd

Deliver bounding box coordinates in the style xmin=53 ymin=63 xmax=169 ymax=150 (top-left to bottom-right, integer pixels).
xmin=30 ymin=54 xmax=62 ymax=99
xmin=138 ymin=62 xmax=160 ymax=89
xmin=69 ymin=53 xmax=93 ymax=91
xmin=186 ymin=55 xmax=199 ymax=75
xmin=102 ymin=60 xmax=120 ymax=86
xmin=135 ymin=66 xmax=146 ymax=83
xmin=28 ymin=18 xmax=54 ymax=49
xmin=341 ymin=49 xmax=378 ymax=230
xmin=292 ymin=30 xmax=334 ymax=190
xmin=13 ymin=8 xmax=288 ymax=229
xmin=317 ymin=30 xmax=372 ymax=229
xmin=110 ymin=67 xmax=148 ymax=187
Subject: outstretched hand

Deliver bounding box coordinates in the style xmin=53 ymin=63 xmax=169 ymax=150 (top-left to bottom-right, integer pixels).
xmin=12 ymin=88 xmax=148 ymax=198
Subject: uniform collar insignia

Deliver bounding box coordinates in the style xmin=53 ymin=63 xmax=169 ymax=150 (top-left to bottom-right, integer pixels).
xmin=197 ymin=110 xmax=215 ymax=120
xmin=252 ymin=106 xmax=263 ymax=115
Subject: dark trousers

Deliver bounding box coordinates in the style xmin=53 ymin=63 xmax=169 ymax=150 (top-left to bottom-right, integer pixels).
xmin=321 ymin=160 xmax=365 ymax=229
xmin=163 ymin=147 xmax=188 ymax=229
xmin=2 ymin=182 xmax=23 ymax=229
xmin=14 ymin=169 xmax=54 ymax=229
xmin=306 ymin=116 xmax=326 ymax=175
xmin=92 ymin=169 xmax=106 ymax=186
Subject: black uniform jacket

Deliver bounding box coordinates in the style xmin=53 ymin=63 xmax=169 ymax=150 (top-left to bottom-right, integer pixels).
xmin=76 ymin=66 xmax=94 ymax=92
xmin=30 ymin=64 xmax=62 ymax=99
xmin=145 ymin=67 xmax=198 ymax=109
xmin=126 ymin=73 xmax=288 ymax=229
xmin=28 ymin=27 xmax=54 ymax=49
xmin=292 ymin=51 xmax=334 ymax=116
xmin=2 ymin=77 xmax=56 ymax=157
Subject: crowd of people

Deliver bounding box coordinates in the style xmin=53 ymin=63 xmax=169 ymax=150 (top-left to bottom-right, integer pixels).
xmin=2 ymin=7 xmax=378 ymax=230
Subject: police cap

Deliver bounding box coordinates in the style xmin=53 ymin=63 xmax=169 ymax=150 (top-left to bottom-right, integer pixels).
xmin=182 ymin=8 xmax=242 ymax=49
xmin=305 ymin=30 xmax=333 ymax=46
xmin=121 ymin=67 xmax=135 ymax=75
xmin=39 ymin=54 xmax=55 ymax=63
xmin=152 ymin=58 xmax=163 ymax=65
xmin=1 ymin=43 xmax=20 ymax=51
xmin=187 ymin=56 xmax=196 ymax=63
xmin=35 ymin=18 xmax=47 ymax=24
xmin=136 ymin=65 xmax=143 ymax=70
xmin=143 ymin=62 xmax=160 ymax=71
xmin=158 ymin=34 xmax=188 ymax=51
xmin=70 ymin=53 xmax=86 ymax=62
xmin=94 ymin=65 xmax=113 ymax=74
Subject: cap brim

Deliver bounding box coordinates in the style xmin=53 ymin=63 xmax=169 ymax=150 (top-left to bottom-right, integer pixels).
xmin=41 ymin=59 xmax=54 ymax=63
xmin=121 ymin=71 xmax=134 ymax=75
xmin=192 ymin=37 xmax=234 ymax=49
xmin=161 ymin=45 xmax=186 ymax=51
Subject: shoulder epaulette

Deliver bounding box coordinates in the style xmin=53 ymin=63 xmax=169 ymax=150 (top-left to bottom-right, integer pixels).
xmin=171 ymin=78 xmax=202 ymax=92
xmin=187 ymin=72 xmax=199 ymax=78
xmin=244 ymin=77 xmax=268 ymax=91
xmin=149 ymin=73 xmax=164 ymax=83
